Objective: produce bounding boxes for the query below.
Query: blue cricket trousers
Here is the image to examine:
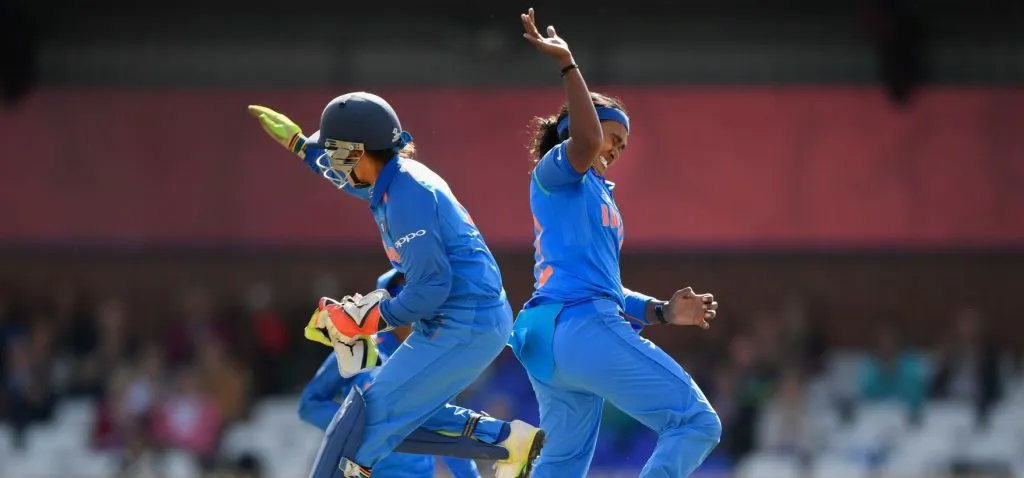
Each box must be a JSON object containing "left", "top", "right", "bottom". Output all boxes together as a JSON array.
[
  {"left": 517, "top": 299, "right": 721, "bottom": 478},
  {"left": 354, "top": 301, "right": 513, "bottom": 467}
]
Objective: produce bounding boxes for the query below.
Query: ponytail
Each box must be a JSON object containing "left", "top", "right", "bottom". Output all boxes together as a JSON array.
[{"left": 528, "top": 110, "right": 568, "bottom": 165}]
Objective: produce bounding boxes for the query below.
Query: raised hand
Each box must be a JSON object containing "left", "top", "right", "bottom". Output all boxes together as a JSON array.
[
  {"left": 247, "top": 105, "right": 306, "bottom": 157},
  {"left": 521, "top": 7, "right": 573, "bottom": 65}
]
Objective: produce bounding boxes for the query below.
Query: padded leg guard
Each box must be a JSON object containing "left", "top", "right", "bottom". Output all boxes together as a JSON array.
[
  {"left": 308, "top": 388, "right": 370, "bottom": 478},
  {"left": 396, "top": 429, "right": 510, "bottom": 461}
]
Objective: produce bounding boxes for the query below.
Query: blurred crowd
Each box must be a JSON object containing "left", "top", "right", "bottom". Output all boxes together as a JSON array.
[
  {"left": 1, "top": 279, "right": 1020, "bottom": 476},
  {"left": 0, "top": 280, "right": 314, "bottom": 476}
]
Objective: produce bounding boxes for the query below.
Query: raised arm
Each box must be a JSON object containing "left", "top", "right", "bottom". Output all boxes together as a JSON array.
[
  {"left": 247, "top": 105, "right": 370, "bottom": 200},
  {"left": 521, "top": 8, "right": 602, "bottom": 173}
]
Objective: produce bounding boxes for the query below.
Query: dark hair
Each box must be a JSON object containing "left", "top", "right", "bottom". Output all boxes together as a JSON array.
[
  {"left": 528, "top": 92, "right": 626, "bottom": 164},
  {"left": 365, "top": 142, "right": 417, "bottom": 163}
]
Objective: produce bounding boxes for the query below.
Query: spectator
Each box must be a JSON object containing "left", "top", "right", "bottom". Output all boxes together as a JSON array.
[
  {"left": 930, "top": 307, "right": 1004, "bottom": 426},
  {"left": 72, "top": 298, "right": 133, "bottom": 397},
  {"left": 244, "top": 282, "right": 291, "bottom": 395},
  {"left": 92, "top": 365, "right": 134, "bottom": 450},
  {"left": 778, "top": 298, "right": 828, "bottom": 375},
  {"left": 858, "top": 325, "right": 926, "bottom": 417},
  {"left": 153, "top": 368, "right": 223, "bottom": 470},
  {"left": 50, "top": 281, "right": 97, "bottom": 363},
  {"left": 4, "top": 318, "right": 58, "bottom": 447},
  {"left": 756, "top": 366, "right": 827, "bottom": 462},
  {"left": 164, "top": 287, "right": 230, "bottom": 366},
  {"left": 198, "top": 338, "right": 251, "bottom": 423},
  {"left": 98, "top": 345, "right": 166, "bottom": 452},
  {"left": 718, "top": 331, "right": 778, "bottom": 462},
  {"left": 0, "top": 288, "right": 26, "bottom": 418}
]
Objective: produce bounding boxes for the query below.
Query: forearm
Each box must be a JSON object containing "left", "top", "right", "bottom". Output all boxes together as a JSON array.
[
  {"left": 298, "top": 398, "right": 340, "bottom": 431},
  {"left": 561, "top": 59, "right": 602, "bottom": 169},
  {"left": 562, "top": 63, "right": 600, "bottom": 142},
  {"left": 379, "top": 280, "right": 451, "bottom": 327}
]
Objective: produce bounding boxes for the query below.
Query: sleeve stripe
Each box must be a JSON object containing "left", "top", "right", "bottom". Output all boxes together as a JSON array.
[{"left": 532, "top": 167, "right": 552, "bottom": 195}]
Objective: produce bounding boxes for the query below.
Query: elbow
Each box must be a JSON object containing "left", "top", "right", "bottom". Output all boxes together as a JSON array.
[
  {"left": 574, "top": 133, "right": 603, "bottom": 158},
  {"left": 567, "top": 134, "right": 604, "bottom": 172},
  {"left": 414, "top": 280, "right": 453, "bottom": 315},
  {"left": 427, "top": 276, "right": 454, "bottom": 312},
  {"left": 297, "top": 393, "right": 319, "bottom": 425},
  {"left": 389, "top": 281, "right": 452, "bottom": 325},
  {"left": 297, "top": 398, "right": 312, "bottom": 424}
]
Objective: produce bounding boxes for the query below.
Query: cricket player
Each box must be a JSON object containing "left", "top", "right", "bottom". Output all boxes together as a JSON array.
[
  {"left": 508, "top": 8, "right": 722, "bottom": 478},
  {"left": 299, "top": 269, "right": 483, "bottom": 478},
  {"left": 248, "top": 93, "right": 544, "bottom": 478}
]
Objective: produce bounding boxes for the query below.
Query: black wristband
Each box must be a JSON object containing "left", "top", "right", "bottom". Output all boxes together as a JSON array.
[
  {"left": 560, "top": 63, "right": 578, "bottom": 77},
  {"left": 654, "top": 301, "right": 669, "bottom": 325}
]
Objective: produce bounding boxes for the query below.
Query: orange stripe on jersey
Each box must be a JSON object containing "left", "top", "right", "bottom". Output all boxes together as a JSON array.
[
  {"left": 539, "top": 264, "right": 553, "bottom": 287},
  {"left": 601, "top": 204, "right": 610, "bottom": 226},
  {"left": 383, "top": 192, "right": 389, "bottom": 204},
  {"left": 384, "top": 240, "right": 402, "bottom": 263},
  {"left": 533, "top": 216, "right": 554, "bottom": 288},
  {"left": 611, "top": 209, "right": 620, "bottom": 227}
]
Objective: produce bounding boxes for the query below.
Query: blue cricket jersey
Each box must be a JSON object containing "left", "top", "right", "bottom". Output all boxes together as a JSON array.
[
  {"left": 526, "top": 141, "right": 655, "bottom": 323},
  {"left": 304, "top": 148, "right": 506, "bottom": 327}
]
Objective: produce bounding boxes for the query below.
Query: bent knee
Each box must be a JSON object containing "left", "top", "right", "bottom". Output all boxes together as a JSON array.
[
  {"left": 697, "top": 408, "right": 723, "bottom": 445},
  {"left": 664, "top": 403, "right": 722, "bottom": 447}
]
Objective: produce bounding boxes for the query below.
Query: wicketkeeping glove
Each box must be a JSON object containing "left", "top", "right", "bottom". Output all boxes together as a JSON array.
[
  {"left": 247, "top": 105, "right": 308, "bottom": 159},
  {"left": 306, "top": 290, "right": 394, "bottom": 347}
]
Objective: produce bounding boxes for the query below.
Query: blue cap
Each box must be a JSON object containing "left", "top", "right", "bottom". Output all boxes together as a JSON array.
[{"left": 306, "top": 92, "right": 406, "bottom": 152}]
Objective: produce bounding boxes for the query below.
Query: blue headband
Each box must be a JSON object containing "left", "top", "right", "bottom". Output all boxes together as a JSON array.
[{"left": 556, "top": 106, "right": 630, "bottom": 138}]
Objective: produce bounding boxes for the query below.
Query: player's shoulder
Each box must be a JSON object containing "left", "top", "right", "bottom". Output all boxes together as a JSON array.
[
  {"left": 393, "top": 158, "right": 458, "bottom": 200},
  {"left": 540, "top": 140, "right": 569, "bottom": 164},
  {"left": 383, "top": 160, "right": 440, "bottom": 222}
]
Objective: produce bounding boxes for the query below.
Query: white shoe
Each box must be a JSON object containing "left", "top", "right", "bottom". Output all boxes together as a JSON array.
[{"left": 493, "top": 420, "right": 545, "bottom": 478}]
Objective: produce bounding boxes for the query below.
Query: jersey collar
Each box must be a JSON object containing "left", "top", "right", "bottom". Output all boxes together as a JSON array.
[
  {"left": 369, "top": 157, "right": 401, "bottom": 209},
  {"left": 587, "top": 168, "right": 616, "bottom": 191}
]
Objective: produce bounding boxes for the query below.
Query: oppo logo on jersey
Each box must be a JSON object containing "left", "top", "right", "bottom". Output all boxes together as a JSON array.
[{"left": 394, "top": 229, "right": 427, "bottom": 249}]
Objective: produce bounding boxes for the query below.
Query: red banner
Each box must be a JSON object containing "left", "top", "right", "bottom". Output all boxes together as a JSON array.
[{"left": 2, "top": 87, "right": 1023, "bottom": 249}]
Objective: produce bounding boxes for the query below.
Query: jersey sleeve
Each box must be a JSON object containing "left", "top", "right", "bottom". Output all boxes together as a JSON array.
[
  {"left": 298, "top": 353, "right": 349, "bottom": 430},
  {"left": 532, "top": 140, "right": 584, "bottom": 193},
  {"left": 441, "top": 456, "right": 482, "bottom": 478},
  {"left": 378, "top": 184, "right": 453, "bottom": 326},
  {"left": 623, "top": 287, "right": 657, "bottom": 326},
  {"left": 303, "top": 145, "right": 371, "bottom": 201}
]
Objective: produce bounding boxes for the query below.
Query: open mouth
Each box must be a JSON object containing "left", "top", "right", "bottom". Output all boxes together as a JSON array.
[{"left": 598, "top": 156, "right": 608, "bottom": 168}]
